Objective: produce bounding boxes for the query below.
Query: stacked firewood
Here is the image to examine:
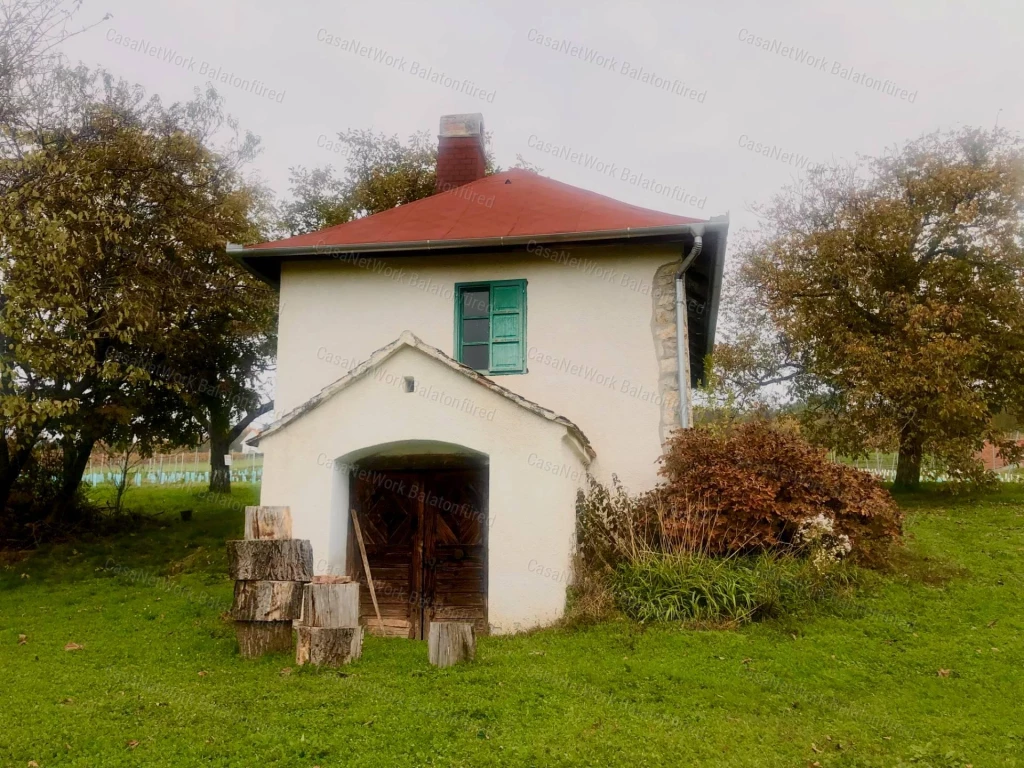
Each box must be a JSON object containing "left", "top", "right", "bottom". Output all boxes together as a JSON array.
[
  {"left": 227, "top": 506, "right": 312, "bottom": 658},
  {"left": 296, "top": 581, "right": 364, "bottom": 667}
]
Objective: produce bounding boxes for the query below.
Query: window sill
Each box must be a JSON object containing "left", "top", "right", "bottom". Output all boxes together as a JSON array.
[{"left": 473, "top": 369, "right": 527, "bottom": 377}]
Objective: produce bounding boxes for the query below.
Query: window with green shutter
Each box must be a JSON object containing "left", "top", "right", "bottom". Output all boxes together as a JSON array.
[{"left": 454, "top": 280, "right": 527, "bottom": 375}]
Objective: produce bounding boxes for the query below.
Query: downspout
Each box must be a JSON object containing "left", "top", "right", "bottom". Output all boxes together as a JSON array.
[{"left": 675, "top": 236, "right": 702, "bottom": 430}]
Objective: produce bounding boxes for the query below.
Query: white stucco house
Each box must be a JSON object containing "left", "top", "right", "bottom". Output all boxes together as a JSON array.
[{"left": 234, "top": 114, "right": 728, "bottom": 637}]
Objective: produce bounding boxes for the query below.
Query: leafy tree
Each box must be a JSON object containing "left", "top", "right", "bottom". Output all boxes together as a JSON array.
[
  {"left": 279, "top": 128, "right": 498, "bottom": 235},
  {"left": 278, "top": 165, "right": 351, "bottom": 235},
  {"left": 1, "top": 4, "right": 276, "bottom": 515},
  {"left": 176, "top": 275, "right": 277, "bottom": 494},
  {"left": 511, "top": 153, "right": 543, "bottom": 173},
  {"left": 715, "top": 128, "right": 1024, "bottom": 489},
  {"left": 0, "top": 81, "right": 265, "bottom": 515},
  {"left": 0, "top": 0, "right": 109, "bottom": 514}
]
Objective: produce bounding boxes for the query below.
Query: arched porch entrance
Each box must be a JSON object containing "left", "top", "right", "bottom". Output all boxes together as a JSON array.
[{"left": 341, "top": 441, "right": 488, "bottom": 640}]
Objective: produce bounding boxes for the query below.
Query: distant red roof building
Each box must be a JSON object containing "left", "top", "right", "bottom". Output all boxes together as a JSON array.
[{"left": 977, "top": 437, "right": 1024, "bottom": 471}]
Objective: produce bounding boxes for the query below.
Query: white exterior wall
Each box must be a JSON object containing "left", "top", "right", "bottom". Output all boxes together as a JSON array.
[
  {"left": 258, "top": 345, "right": 588, "bottom": 633},
  {"left": 274, "top": 243, "right": 680, "bottom": 491}
]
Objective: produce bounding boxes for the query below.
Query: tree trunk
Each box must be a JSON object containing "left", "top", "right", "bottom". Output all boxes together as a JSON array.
[
  {"left": 0, "top": 465, "right": 17, "bottom": 515},
  {"left": 894, "top": 426, "right": 924, "bottom": 491},
  {"left": 0, "top": 431, "right": 40, "bottom": 513},
  {"left": 53, "top": 434, "right": 97, "bottom": 523},
  {"left": 207, "top": 400, "right": 273, "bottom": 494},
  {"left": 208, "top": 403, "right": 231, "bottom": 494}
]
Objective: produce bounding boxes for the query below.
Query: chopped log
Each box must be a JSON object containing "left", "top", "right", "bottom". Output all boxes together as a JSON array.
[
  {"left": 295, "top": 626, "right": 363, "bottom": 667},
  {"left": 244, "top": 506, "right": 292, "bottom": 540},
  {"left": 235, "top": 621, "right": 294, "bottom": 658},
  {"left": 428, "top": 622, "right": 476, "bottom": 668},
  {"left": 312, "top": 574, "right": 351, "bottom": 584},
  {"left": 232, "top": 581, "right": 304, "bottom": 622},
  {"left": 227, "top": 540, "right": 313, "bottom": 581},
  {"left": 301, "top": 582, "right": 360, "bottom": 628}
]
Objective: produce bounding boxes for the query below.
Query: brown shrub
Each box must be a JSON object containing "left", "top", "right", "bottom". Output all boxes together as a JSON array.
[{"left": 658, "top": 421, "right": 902, "bottom": 559}]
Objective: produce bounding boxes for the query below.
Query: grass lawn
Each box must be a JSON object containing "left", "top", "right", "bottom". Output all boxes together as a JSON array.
[{"left": 1, "top": 484, "right": 1022, "bottom": 767}]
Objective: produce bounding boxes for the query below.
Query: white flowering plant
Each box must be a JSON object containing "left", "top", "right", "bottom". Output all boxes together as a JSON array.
[{"left": 794, "top": 513, "right": 853, "bottom": 569}]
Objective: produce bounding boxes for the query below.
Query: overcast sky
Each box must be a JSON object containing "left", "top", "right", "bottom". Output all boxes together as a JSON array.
[{"left": 63, "top": 0, "right": 1023, "bottom": 241}]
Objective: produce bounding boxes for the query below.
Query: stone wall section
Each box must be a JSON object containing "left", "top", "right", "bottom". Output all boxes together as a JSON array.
[{"left": 651, "top": 260, "right": 690, "bottom": 444}]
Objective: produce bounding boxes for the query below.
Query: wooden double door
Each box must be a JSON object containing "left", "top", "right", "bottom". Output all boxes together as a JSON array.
[{"left": 350, "top": 462, "right": 488, "bottom": 639}]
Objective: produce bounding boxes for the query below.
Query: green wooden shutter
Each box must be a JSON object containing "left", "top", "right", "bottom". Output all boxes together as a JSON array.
[
  {"left": 489, "top": 281, "right": 525, "bottom": 372},
  {"left": 455, "top": 280, "right": 526, "bottom": 374}
]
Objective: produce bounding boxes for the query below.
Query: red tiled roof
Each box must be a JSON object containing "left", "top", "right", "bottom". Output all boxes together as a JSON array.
[{"left": 248, "top": 169, "right": 703, "bottom": 250}]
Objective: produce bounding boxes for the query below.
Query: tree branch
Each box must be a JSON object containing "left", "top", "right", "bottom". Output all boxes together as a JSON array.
[{"left": 226, "top": 400, "right": 274, "bottom": 444}]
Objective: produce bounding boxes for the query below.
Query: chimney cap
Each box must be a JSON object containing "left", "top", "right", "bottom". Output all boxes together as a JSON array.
[{"left": 439, "top": 113, "right": 483, "bottom": 138}]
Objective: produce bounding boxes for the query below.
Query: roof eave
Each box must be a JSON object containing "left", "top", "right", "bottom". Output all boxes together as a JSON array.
[
  {"left": 229, "top": 224, "right": 712, "bottom": 285},
  {"left": 701, "top": 215, "right": 730, "bottom": 352}
]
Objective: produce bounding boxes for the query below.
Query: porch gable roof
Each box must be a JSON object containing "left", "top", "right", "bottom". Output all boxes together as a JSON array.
[{"left": 252, "top": 331, "right": 595, "bottom": 458}]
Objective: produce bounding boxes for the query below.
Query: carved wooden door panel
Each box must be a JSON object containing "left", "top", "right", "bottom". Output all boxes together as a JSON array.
[
  {"left": 420, "top": 468, "right": 488, "bottom": 636},
  {"left": 353, "top": 466, "right": 488, "bottom": 639},
  {"left": 352, "top": 471, "right": 421, "bottom": 638}
]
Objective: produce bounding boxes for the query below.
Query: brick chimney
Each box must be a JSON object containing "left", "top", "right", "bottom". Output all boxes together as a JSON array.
[{"left": 435, "top": 113, "right": 486, "bottom": 194}]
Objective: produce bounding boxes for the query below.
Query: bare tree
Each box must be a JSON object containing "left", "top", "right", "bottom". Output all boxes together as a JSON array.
[{"left": 0, "top": 1, "right": 109, "bottom": 151}]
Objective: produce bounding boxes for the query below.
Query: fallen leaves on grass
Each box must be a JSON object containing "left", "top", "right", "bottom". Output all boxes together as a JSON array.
[
  {"left": 63, "top": 642, "right": 84, "bottom": 652},
  {"left": 18, "top": 634, "right": 27, "bottom": 645},
  {"left": 127, "top": 740, "right": 139, "bottom": 749},
  {"left": 938, "top": 668, "right": 952, "bottom": 677},
  {"left": 279, "top": 667, "right": 292, "bottom": 676},
  {"left": 197, "top": 671, "right": 208, "bottom": 677}
]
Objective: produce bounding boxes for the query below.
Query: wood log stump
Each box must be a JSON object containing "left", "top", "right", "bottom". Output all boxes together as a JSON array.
[
  {"left": 227, "top": 540, "right": 313, "bottom": 581},
  {"left": 232, "top": 581, "right": 304, "bottom": 622},
  {"left": 428, "top": 622, "right": 476, "bottom": 668},
  {"left": 312, "top": 574, "right": 351, "bottom": 584},
  {"left": 301, "top": 583, "right": 360, "bottom": 628},
  {"left": 244, "top": 506, "right": 292, "bottom": 540},
  {"left": 235, "top": 620, "right": 294, "bottom": 658},
  {"left": 295, "top": 626, "right": 363, "bottom": 667}
]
